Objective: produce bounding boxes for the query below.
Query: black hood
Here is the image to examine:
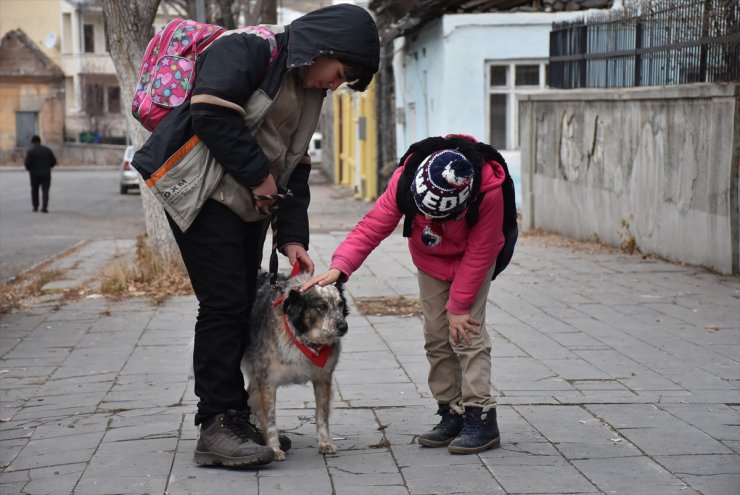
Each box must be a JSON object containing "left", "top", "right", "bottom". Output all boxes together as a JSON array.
[{"left": 286, "top": 4, "right": 379, "bottom": 74}]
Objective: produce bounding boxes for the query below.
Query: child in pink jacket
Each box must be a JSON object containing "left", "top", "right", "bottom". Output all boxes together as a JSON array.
[{"left": 304, "top": 135, "right": 506, "bottom": 454}]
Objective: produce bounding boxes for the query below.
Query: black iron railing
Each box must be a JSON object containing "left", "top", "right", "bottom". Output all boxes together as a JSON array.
[{"left": 549, "top": 0, "right": 739, "bottom": 88}]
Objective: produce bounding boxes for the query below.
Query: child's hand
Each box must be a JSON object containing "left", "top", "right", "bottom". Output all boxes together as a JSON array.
[
  {"left": 301, "top": 268, "right": 342, "bottom": 291},
  {"left": 447, "top": 312, "right": 481, "bottom": 345}
]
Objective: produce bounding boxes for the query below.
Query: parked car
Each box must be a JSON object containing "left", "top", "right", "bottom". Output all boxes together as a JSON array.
[
  {"left": 308, "top": 132, "right": 322, "bottom": 165},
  {"left": 119, "top": 145, "right": 139, "bottom": 194}
]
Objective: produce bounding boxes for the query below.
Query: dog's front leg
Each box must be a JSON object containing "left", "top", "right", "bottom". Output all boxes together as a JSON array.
[
  {"left": 313, "top": 379, "right": 336, "bottom": 454},
  {"left": 255, "top": 380, "right": 285, "bottom": 460}
]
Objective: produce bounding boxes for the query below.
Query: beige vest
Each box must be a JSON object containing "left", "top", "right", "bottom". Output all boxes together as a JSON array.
[
  {"left": 148, "top": 26, "right": 323, "bottom": 233},
  {"left": 209, "top": 68, "right": 324, "bottom": 222}
]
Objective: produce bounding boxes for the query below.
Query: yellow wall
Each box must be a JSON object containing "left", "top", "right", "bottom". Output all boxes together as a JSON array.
[
  {"left": 0, "top": 85, "right": 19, "bottom": 150},
  {"left": 0, "top": 81, "right": 64, "bottom": 148},
  {"left": 0, "top": 0, "right": 62, "bottom": 66},
  {"left": 332, "top": 79, "right": 378, "bottom": 202}
]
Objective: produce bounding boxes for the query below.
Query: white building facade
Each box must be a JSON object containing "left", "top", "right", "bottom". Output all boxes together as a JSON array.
[{"left": 393, "top": 11, "right": 589, "bottom": 206}]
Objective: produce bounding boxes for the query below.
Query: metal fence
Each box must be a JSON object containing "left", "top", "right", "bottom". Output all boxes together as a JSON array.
[{"left": 549, "top": 0, "right": 739, "bottom": 88}]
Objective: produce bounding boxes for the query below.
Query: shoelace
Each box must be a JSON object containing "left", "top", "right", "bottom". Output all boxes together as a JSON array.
[
  {"left": 459, "top": 413, "right": 484, "bottom": 436},
  {"left": 223, "top": 411, "right": 257, "bottom": 443},
  {"left": 434, "top": 409, "right": 460, "bottom": 431}
]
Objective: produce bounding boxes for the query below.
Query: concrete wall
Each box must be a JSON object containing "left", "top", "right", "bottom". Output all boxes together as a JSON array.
[
  {"left": 519, "top": 83, "right": 739, "bottom": 274},
  {"left": 1, "top": 142, "right": 126, "bottom": 167}
]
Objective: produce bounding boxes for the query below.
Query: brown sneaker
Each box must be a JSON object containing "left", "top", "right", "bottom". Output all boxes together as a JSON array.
[{"left": 194, "top": 410, "right": 274, "bottom": 467}]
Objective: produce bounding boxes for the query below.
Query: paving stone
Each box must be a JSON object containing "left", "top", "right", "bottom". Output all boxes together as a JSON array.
[
  {"left": 482, "top": 458, "right": 596, "bottom": 494},
  {"left": 654, "top": 453, "right": 740, "bottom": 494},
  {"left": 541, "top": 358, "right": 613, "bottom": 381},
  {"left": 338, "top": 382, "right": 428, "bottom": 407},
  {"left": 334, "top": 366, "right": 409, "bottom": 385},
  {"left": 391, "top": 443, "right": 483, "bottom": 468},
  {"left": 258, "top": 472, "right": 333, "bottom": 495},
  {"left": 0, "top": 437, "right": 26, "bottom": 469},
  {"left": 10, "top": 403, "right": 99, "bottom": 422},
  {"left": 74, "top": 438, "right": 177, "bottom": 495},
  {"left": 515, "top": 405, "right": 643, "bottom": 459},
  {"left": 104, "top": 412, "right": 182, "bottom": 442},
  {"left": 494, "top": 356, "right": 578, "bottom": 391},
  {"left": 29, "top": 413, "right": 108, "bottom": 440},
  {"left": 587, "top": 404, "right": 733, "bottom": 455},
  {"left": 402, "top": 463, "right": 505, "bottom": 494},
  {"left": 375, "top": 404, "right": 437, "bottom": 442},
  {"left": 7, "top": 431, "right": 103, "bottom": 471},
  {"left": 166, "top": 439, "right": 259, "bottom": 495},
  {"left": 573, "top": 456, "right": 698, "bottom": 494},
  {"left": 326, "top": 449, "right": 398, "bottom": 474},
  {"left": 21, "top": 462, "right": 86, "bottom": 495},
  {"left": 658, "top": 403, "right": 740, "bottom": 441}
]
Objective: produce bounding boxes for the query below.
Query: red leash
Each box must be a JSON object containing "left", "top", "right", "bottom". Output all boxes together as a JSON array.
[{"left": 272, "top": 262, "right": 331, "bottom": 368}]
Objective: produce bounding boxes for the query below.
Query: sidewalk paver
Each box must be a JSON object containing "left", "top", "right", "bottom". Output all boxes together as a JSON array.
[{"left": 1, "top": 177, "right": 739, "bottom": 494}]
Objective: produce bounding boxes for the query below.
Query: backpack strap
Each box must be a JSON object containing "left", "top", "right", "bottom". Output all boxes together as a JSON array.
[{"left": 473, "top": 142, "right": 517, "bottom": 234}]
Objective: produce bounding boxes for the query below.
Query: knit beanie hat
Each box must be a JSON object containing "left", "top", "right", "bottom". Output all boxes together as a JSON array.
[{"left": 410, "top": 149, "right": 475, "bottom": 219}]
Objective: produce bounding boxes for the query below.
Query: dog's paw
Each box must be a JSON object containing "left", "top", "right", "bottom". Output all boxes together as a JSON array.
[
  {"left": 272, "top": 448, "right": 287, "bottom": 461},
  {"left": 318, "top": 442, "right": 337, "bottom": 454}
]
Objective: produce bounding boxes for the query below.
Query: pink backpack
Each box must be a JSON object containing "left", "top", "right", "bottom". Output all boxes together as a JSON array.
[
  {"left": 131, "top": 20, "right": 279, "bottom": 132},
  {"left": 132, "top": 19, "right": 224, "bottom": 131}
]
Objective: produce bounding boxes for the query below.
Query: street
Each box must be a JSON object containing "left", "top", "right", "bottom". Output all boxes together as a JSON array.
[{"left": 0, "top": 169, "right": 145, "bottom": 283}]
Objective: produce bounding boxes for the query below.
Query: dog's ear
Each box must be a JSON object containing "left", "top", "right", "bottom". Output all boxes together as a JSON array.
[
  {"left": 335, "top": 282, "right": 350, "bottom": 318},
  {"left": 283, "top": 289, "right": 308, "bottom": 334}
]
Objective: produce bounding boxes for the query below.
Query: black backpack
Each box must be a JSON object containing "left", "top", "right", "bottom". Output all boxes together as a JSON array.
[{"left": 395, "top": 136, "right": 518, "bottom": 280}]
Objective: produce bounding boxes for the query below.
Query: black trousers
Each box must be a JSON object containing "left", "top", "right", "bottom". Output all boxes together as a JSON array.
[
  {"left": 29, "top": 174, "right": 51, "bottom": 210},
  {"left": 167, "top": 200, "right": 265, "bottom": 425}
]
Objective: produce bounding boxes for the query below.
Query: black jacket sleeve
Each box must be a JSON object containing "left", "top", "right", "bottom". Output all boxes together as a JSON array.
[
  {"left": 275, "top": 162, "right": 311, "bottom": 250},
  {"left": 190, "top": 33, "right": 275, "bottom": 189}
]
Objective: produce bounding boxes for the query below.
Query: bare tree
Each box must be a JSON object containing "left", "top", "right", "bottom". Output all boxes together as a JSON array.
[
  {"left": 102, "top": 0, "right": 180, "bottom": 262},
  {"left": 101, "top": 0, "right": 278, "bottom": 262}
]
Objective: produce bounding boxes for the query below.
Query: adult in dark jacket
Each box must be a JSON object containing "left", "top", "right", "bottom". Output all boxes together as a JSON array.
[
  {"left": 24, "top": 135, "right": 57, "bottom": 213},
  {"left": 133, "top": 4, "right": 379, "bottom": 468}
]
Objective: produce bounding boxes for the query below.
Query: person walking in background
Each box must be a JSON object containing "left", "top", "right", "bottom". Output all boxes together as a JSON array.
[
  {"left": 304, "top": 135, "right": 508, "bottom": 455},
  {"left": 24, "top": 135, "right": 57, "bottom": 213}
]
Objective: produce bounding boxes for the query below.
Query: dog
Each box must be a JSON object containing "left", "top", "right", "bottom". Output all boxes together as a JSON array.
[{"left": 242, "top": 269, "right": 349, "bottom": 460}]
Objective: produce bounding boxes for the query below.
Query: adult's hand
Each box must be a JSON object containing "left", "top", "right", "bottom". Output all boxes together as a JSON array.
[
  {"left": 284, "top": 244, "right": 314, "bottom": 275},
  {"left": 251, "top": 173, "right": 277, "bottom": 212},
  {"left": 301, "top": 268, "right": 342, "bottom": 291}
]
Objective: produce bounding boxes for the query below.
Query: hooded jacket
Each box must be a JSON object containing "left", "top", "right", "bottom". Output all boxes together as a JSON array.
[
  {"left": 132, "top": 4, "right": 379, "bottom": 249},
  {"left": 330, "top": 157, "right": 506, "bottom": 315}
]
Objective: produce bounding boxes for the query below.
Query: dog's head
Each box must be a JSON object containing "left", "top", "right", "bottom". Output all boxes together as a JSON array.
[{"left": 282, "top": 282, "right": 348, "bottom": 346}]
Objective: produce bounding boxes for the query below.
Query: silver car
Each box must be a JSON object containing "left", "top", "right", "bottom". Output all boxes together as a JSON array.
[{"left": 119, "top": 145, "right": 139, "bottom": 194}]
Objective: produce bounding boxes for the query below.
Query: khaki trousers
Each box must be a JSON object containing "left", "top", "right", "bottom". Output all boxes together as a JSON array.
[{"left": 417, "top": 263, "right": 496, "bottom": 408}]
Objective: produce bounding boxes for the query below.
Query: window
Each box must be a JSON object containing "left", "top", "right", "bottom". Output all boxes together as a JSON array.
[
  {"left": 107, "top": 87, "right": 121, "bottom": 113},
  {"left": 83, "top": 24, "right": 95, "bottom": 53},
  {"left": 84, "top": 83, "right": 104, "bottom": 115},
  {"left": 486, "top": 61, "right": 549, "bottom": 150}
]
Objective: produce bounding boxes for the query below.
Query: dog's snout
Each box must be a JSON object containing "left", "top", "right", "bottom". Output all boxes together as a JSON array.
[{"left": 337, "top": 320, "right": 348, "bottom": 336}]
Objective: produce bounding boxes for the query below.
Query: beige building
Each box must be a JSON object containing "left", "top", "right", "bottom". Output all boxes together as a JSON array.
[{"left": 0, "top": 0, "right": 184, "bottom": 163}]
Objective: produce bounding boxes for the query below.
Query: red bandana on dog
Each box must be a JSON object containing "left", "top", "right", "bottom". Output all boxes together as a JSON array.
[{"left": 272, "top": 262, "right": 331, "bottom": 368}]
